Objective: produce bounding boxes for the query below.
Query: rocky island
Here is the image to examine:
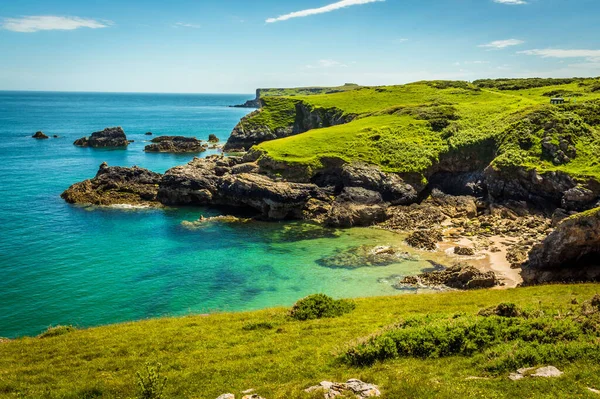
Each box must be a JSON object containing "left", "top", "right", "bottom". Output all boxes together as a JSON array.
[
  {"left": 73, "top": 127, "right": 130, "bottom": 148},
  {"left": 62, "top": 78, "right": 600, "bottom": 286},
  {"left": 144, "top": 136, "right": 207, "bottom": 153}
]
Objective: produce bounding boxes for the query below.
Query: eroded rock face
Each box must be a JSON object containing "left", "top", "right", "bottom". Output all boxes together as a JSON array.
[
  {"left": 522, "top": 208, "right": 600, "bottom": 284},
  {"left": 145, "top": 136, "right": 207, "bottom": 153},
  {"left": 484, "top": 166, "right": 600, "bottom": 211},
  {"left": 224, "top": 101, "right": 355, "bottom": 151},
  {"left": 61, "top": 162, "right": 162, "bottom": 206},
  {"left": 74, "top": 127, "right": 129, "bottom": 148}
]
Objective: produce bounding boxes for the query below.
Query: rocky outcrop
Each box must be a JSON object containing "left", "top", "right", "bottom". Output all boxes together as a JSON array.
[
  {"left": 316, "top": 245, "right": 415, "bottom": 269},
  {"left": 484, "top": 166, "right": 600, "bottom": 212},
  {"left": 32, "top": 131, "right": 49, "bottom": 139},
  {"left": 224, "top": 101, "right": 355, "bottom": 151},
  {"left": 230, "top": 89, "right": 262, "bottom": 108},
  {"left": 61, "top": 162, "right": 162, "bottom": 206},
  {"left": 522, "top": 208, "right": 600, "bottom": 284},
  {"left": 74, "top": 127, "right": 130, "bottom": 148},
  {"left": 145, "top": 136, "right": 207, "bottom": 153},
  {"left": 158, "top": 156, "right": 331, "bottom": 219},
  {"left": 397, "top": 264, "right": 500, "bottom": 290},
  {"left": 208, "top": 134, "right": 219, "bottom": 143}
]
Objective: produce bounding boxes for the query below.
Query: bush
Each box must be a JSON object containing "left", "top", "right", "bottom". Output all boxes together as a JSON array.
[
  {"left": 37, "top": 325, "right": 76, "bottom": 339},
  {"left": 290, "top": 294, "right": 356, "bottom": 321},
  {"left": 242, "top": 322, "right": 275, "bottom": 331},
  {"left": 136, "top": 362, "right": 167, "bottom": 399},
  {"left": 343, "top": 298, "right": 600, "bottom": 367}
]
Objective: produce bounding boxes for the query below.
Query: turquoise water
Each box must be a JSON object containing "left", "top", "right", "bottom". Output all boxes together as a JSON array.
[{"left": 0, "top": 92, "right": 445, "bottom": 339}]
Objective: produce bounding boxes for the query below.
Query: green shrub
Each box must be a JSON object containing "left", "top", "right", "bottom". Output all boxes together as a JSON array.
[
  {"left": 37, "top": 325, "right": 76, "bottom": 339},
  {"left": 290, "top": 294, "right": 356, "bottom": 321},
  {"left": 242, "top": 322, "right": 275, "bottom": 331},
  {"left": 344, "top": 299, "right": 600, "bottom": 367},
  {"left": 136, "top": 362, "right": 167, "bottom": 399}
]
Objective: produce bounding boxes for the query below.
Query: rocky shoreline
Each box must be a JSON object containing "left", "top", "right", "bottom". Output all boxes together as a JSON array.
[{"left": 61, "top": 150, "right": 600, "bottom": 287}]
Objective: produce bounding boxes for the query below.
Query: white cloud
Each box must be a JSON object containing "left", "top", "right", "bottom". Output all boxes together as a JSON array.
[
  {"left": 493, "top": 0, "right": 527, "bottom": 5},
  {"left": 266, "top": 0, "right": 384, "bottom": 23},
  {"left": 479, "top": 39, "right": 524, "bottom": 49},
  {"left": 306, "top": 59, "right": 349, "bottom": 69},
  {"left": 519, "top": 49, "right": 600, "bottom": 58},
  {"left": 174, "top": 22, "right": 201, "bottom": 29},
  {"left": 1, "top": 15, "right": 109, "bottom": 33}
]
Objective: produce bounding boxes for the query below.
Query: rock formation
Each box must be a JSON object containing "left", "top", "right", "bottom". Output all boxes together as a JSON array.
[
  {"left": 224, "top": 101, "right": 355, "bottom": 151},
  {"left": 61, "top": 162, "right": 162, "bottom": 206},
  {"left": 32, "top": 131, "right": 49, "bottom": 139},
  {"left": 208, "top": 134, "right": 219, "bottom": 143},
  {"left": 397, "top": 264, "right": 500, "bottom": 290},
  {"left": 74, "top": 127, "right": 130, "bottom": 148},
  {"left": 522, "top": 207, "right": 600, "bottom": 284},
  {"left": 144, "top": 136, "right": 207, "bottom": 153}
]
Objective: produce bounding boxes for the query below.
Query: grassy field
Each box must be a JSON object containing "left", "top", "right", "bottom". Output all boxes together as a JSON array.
[
  {"left": 255, "top": 79, "right": 600, "bottom": 180},
  {"left": 2, "top": 284, "right": 600, "bottom": 398}
]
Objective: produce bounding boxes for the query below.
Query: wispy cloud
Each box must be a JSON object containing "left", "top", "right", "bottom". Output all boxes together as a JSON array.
[
  {"left": 266, "top": 0, "right": 384, "bottom": 23},
  {"left": 306, "top": 59, "right": 349, "bottom": 69},
  {"left": 1, "top": 15, "right": 109, "bottom": 33},
  {"left": 479, "top": 39, "right": 524, "bottom": 49},
  {"left": 519, "top": 49, "right": 600, "bottom": 59},
  {"left": 493, "top": 0, "right": 527, "bottom": 5},
  {"left": 174, "top": 22, "right": 201, "bottom": 29}
]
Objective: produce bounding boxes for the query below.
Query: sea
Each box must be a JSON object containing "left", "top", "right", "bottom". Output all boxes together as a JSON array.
[{"left": 0, "top": 91, "right": 448, "bottom": 338}]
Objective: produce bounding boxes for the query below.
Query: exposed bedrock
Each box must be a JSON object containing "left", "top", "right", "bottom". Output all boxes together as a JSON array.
[
  {"left": 61, "top": 162, "right": 162, "bottom": 206},
  {"left": 223, "top": 101, "right": 355, "bottom": 151},
  {"left": 484, "top": 166, "right": 600, "bottom": 212},
  {"left": 522, "top": 208, "right": 600, "bottom": 284},
  {"left": 74, "top": 127, "right": 130, "bottom": 148}
]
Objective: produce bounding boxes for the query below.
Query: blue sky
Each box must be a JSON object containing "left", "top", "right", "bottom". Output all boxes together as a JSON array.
[{"left": 0, "top": 0, "right": 599, "bottom": 93}]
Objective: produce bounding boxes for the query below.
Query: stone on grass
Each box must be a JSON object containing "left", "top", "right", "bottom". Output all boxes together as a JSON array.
[
  {"left": 216, "top": 395, "right": 235, "bottom": 399},
  {"left": 305, "top": 379, "right": 380, "bottom": 398},
  {"left": 509, "top": 366, "right": 563, "bottom": 381}
]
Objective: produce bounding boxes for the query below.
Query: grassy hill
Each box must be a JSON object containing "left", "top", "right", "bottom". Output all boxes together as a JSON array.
[
  {"left": 2, "top": 284, "right": 600, "bottom": 398},
  {"left": 251, "top": 78, "right": 600, "bottom": 182}
]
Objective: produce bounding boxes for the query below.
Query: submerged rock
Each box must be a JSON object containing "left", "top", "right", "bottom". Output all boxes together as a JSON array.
[
  {"left": 317, "top": 245, "right": 416, "bottom": 269},
  {"left": 397, "top": 263, "right": 500, "bottom": 290},
  {"left": 181, "top": 215, "right": 251, "bottom": 229},
  {"left": 522, "top": 207, "right": 600, "bottom": 284},
  {"left": 61, "top": 162, "right": 162, "bottom": 206},
  {"left": 145, "top": 136, "right": 207, "bottom": 153},
  {"left": 32, "top": 131, "right": 49, "bottom": 139},
  {"left": 74, "top": 127, "right": 130, "bottom": 148},
  {"left": 405, "top": 230, "right": 443, "bottom": 250}
]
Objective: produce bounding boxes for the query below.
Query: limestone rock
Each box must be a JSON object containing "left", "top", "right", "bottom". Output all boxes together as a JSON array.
[
  {"left": 74, "top": 127, "right": 129, "bottom": 148},
  {"left": 509, "top": 366, "right": 563, "bottom": 380},
  {"left": 305, "top": 379, "right": 380, "bottom": 398},
  {"left": 216, "top": 395, "right": 235, "bottom": 399}
]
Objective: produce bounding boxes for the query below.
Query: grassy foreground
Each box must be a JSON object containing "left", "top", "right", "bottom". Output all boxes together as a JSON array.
[{"left": 2, "top": 284, "right": 600, "bottom": 398}]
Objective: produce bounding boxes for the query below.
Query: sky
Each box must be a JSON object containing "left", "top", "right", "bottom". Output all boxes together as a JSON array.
[{"left": 0, "top": 0, "right": 599, "bottom": 93}]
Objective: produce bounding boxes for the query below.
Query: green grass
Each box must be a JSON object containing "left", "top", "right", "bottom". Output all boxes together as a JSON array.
[
  {"left": 252, "top": 79, "right": 600, "bottom": 181},
  {"left": 3, "top": 284, "right": 600, "bottom": 398}
]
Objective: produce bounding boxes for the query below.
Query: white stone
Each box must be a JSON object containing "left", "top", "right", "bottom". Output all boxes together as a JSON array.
[
  {"left": 531, "top": 366, "right": 563, "bottom": 378},
  {"left": 216, "top": 395, "right": 235, "bottom": 399}
]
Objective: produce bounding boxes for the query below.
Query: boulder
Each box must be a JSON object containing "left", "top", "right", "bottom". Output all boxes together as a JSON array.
[
  {"left": 216, "top": 395, "right": 235, "bottom": 399},
  {"left": 509, "top": 366, "right": 563, "bottom": 381},
  {"left": 145, "top": 136, "right": 207, "bottom": 153},
  {"left": 32, "top": 131, "right": 49, "bottom": 139},
  {"left": 522, "top": 207, "right": 600, "bottom": 284},
  {"left": 454, "top": 246, "right": 475, "bottom": 256},
  {"left": 406, "top": 230, "right": 443, "bottom": 250},
  {"left": 208, "top": 134, "right": 220, "bottom": 143},
  {"left": 61, "top": 162, "right": 162, "bottom": 206},
  {"left": 74, "top": 127, "right": 129, "bottom": 148}
]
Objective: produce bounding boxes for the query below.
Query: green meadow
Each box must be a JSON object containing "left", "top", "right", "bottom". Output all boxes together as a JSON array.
[{"left": 2, "top": 284, "right": 600, "bottom": 398}]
